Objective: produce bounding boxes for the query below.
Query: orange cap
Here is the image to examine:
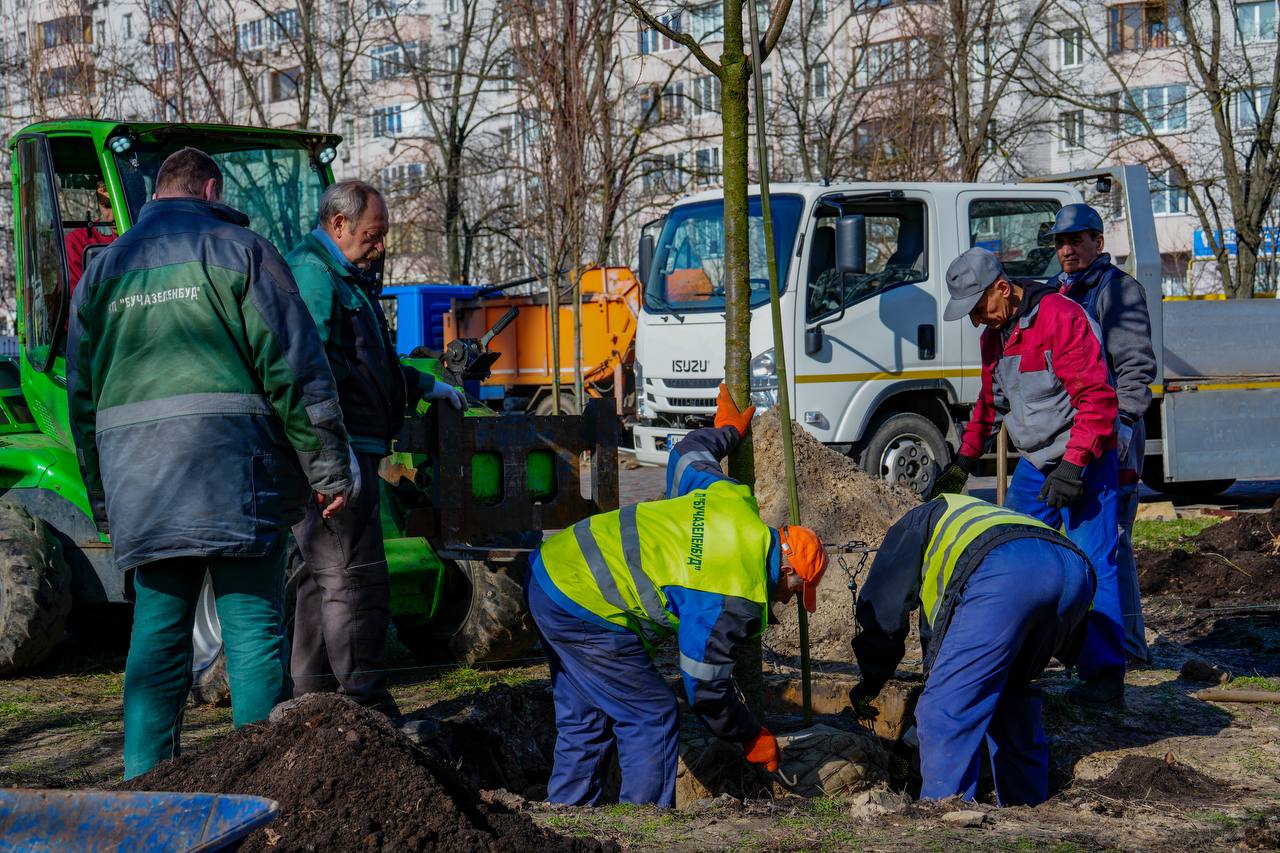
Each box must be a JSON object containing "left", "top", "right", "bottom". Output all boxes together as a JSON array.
[{"left": 779, "top": 525, "right": 828, "bottom": 613}]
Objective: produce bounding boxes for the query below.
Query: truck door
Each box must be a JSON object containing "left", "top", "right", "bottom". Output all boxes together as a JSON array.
[
  {"left": 14, "top": 134, "right": 70, "bottom": 374},
  {"left": 793, "top": 195, "right": 934, "bottom": 443},
  {"left": 955, "top": 194, "right": 1067, "bottom": 402}
]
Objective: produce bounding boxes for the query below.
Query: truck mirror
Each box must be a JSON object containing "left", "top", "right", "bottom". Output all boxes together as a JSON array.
[
  {"left": 805, "top": 325, "right": 824, "bottom": 356},
  {"left": 836, "top": 214, "right": 866, "bottom": 275},
  {"left": 638, "top": 234, "right": 655, "bottom": 289}
]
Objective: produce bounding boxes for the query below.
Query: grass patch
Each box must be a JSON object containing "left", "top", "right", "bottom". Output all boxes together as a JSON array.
[
  {"left": 0, "top": 697, "right": 34, "bottom": 720},
  {"left": 1133, "top": 517, "right": 1222, "bottom": 551},
  {"left": 1226, "top": 676, "right": 1280, "bottom": 692},
  {"left": 426, "top": 666, "right": 535, "bottom": 698}
]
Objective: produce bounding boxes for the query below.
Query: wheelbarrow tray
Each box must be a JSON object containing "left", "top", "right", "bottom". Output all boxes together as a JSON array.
[{"left": 0, "top": 788, "right": 278, "bottom": 852}]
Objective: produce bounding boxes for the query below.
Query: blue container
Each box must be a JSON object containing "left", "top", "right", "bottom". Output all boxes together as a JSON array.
[
  {"left": 383, "top": 283, "right": 483, "bottom": 354},
  {"left": 0, "top": 789, "right": 279, "bottom": 852}
]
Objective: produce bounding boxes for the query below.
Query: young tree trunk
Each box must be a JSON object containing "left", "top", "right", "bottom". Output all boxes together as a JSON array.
[{"left": 1232, "top": 242, "right": 1258, "bottom": 299}]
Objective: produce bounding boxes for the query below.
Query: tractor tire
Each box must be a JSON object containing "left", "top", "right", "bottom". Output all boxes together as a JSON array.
[
  {"left": 0, "top": 501, "right": 71, "bottom": 676},
  {"left": 854, "top": 412, "right": 949, "bottom": 498},
  {"left": 393, "top": 559, "right": 539, "bottom": 667},
  {"left": 532, "top": 393, "right": 579, "bottom": 416}
]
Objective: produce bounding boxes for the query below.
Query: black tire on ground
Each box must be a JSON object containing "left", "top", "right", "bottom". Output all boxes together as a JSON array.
[
  {"left": 1141, "top": 456, "right": 1235, "bottom": 502},
  {"left": 393, "top": 559, "right": 539, "bottom": 667},
  {"left": 0, "top": 501, "right": 71, "bottom": 676},
  {"left": 532, "top": 392, "right": 579, "bottom": 416},
  {"left": 854, "top": 411, "right": 950, "bottom": 497}
]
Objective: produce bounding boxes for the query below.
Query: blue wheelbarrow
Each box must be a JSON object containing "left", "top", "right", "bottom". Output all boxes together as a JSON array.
[{"left": 0, "top": 789, "right": 279, "bottom": 852}]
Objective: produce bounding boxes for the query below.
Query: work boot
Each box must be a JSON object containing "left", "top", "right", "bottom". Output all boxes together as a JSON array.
[{"left": 1065, "top": 675, "right": 1125, "bottom": 708}]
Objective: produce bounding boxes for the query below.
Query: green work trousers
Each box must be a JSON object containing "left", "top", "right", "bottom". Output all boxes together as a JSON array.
[{"left": 122, "top": 541, "right": 290, "bottom": 780}]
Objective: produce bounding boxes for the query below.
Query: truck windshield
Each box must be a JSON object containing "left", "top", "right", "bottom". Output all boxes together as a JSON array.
[
  {"left": 113, "top": 143, "right": 324, "bottom": 258},
  {"left": 646, "top": 195, "right": 804, "bottom": 313}
]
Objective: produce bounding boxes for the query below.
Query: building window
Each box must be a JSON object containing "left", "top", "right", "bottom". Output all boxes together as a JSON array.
[
  {"left": 368, "top": 0, "right": 406, "bottom": 19},
  {"left": 42, "top": 16, "right": 92, "bottom": 48},
  {"left": 379, "top": 162, "right": 426, "bottom": 194},
  {"left": 237, "top": 19, "right": 265, "bottom": 51},
  {"left": 370, "top": 44, "right": 402, "bottom": 81},
  {"left": 373, "top": 105, "right": 404, "bottom": 137},
  {"left": 855, "top": 38, "right": 929, "bottom": 87},
  {"left": 446, "top": 45, "right": 460, "bottom": 71},
  {"left": 1124, "top": 84, "right": 1188, "bottom": 134},
  {"left": 495, "top": 60, "right": 512, "bottom": 92},
  {"left": 807, "top": 62, "right": 829, "bottom": 99},
  {"left": 639, "top": 13, "right": 681, "bottom": 54},
  {"left": 271, "top": 67, "right": 300, "bottom": 102},
  {"left": 642, "top": 152, "right": 685, "bottom": 194},
  {"left": 271, "top": 10, "right": 302, "bottom": 43},
  {"left": 1238, "top": 1, "right": 1278, "bottom": 42},
  {"left": 695, "top": 146, "right": 721, "bottom": 186},
  {"left": 662, "top": 82, "right": 685, "bottom": 119},
  {"left": 1059, "top": 110, "right": 1085, "bottom": 149},
  {"left": 693, "top": 74, "right": 721, "bottom": 115},
  {"left": 689, "top": 4, "right": 721, "bottom": 41},
  {"left": 154, "top": 42, "right": 176, "bottom": 72},
  {"left": 1060, "top": 27, "right": 1084, "bottom": 66},
  {"left": 1150, "top": 167, "right": 1188, "bottom": 215},
  {"left": 123, "top": 13, "right": 133, "bottom": 39},
  {"left": 42, "top": 65, "right": 93, "bottom": 97},
  {"left": 810, "top": 0, "right": 827, "bottom": 24},
  {"left": 1236, "top": 86, "right": 1272, "bottom": 127},
  {"left": 447, "top": 0, "right": 459, "bottom": 12},
  {"left": 1108, "top": 2, "right": 1184, "bottom": 52}
]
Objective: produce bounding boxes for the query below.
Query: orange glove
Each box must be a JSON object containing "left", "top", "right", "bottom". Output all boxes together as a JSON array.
[
  {"left": 715, "top": 384, "right": 756, "bottom": 437},
  {"left": 744, "top": 726, "right": 780, "bottom": 773}
]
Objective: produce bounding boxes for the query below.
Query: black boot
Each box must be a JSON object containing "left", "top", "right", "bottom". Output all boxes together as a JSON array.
[{"left": 1065, "top": 674, "right": 1125, "bottom": 707}]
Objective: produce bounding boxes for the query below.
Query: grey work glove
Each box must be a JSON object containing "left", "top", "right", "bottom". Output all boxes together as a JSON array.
[
  {"left": 424, "top": 381, "right": 466, "bottom": 410},
  {"left": 1038, "top": 461, "right": 1085, "bottom": 509}
]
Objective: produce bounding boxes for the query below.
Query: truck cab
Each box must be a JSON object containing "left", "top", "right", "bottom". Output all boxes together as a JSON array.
[{"left": 633, "top": 181, "right": 1080, "bottom": 492}]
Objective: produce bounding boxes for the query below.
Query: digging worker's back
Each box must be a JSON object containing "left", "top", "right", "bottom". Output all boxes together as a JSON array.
[
  {"left": 285, "top": 180, "right": 464, "bottom": 716},
  {"left": 526, "top": 387, "right": 829, "bottom": 808},
  {"left": 851, "top": 495, "right": 1095, "bottom": 806},
  {"left": 66, "top": 147, "right": 353, "bottom": 780}
]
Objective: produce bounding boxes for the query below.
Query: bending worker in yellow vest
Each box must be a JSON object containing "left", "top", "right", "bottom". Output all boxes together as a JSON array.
[
  {"left": 850, "top": 494, "right": 1095, "bottom": 805},
  {"left": 526, "top": 386, "right": 829, "bottom": 807}
]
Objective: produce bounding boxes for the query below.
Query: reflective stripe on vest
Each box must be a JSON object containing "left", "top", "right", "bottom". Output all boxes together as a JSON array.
[
  {"left": 919, "top": 494, "right": 1055, "bottom": 628},
  {"left": 538, "top": 480, "right": 773, "bottom": 639}
]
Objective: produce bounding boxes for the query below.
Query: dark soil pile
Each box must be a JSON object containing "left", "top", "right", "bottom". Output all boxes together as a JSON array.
[
  {"left": 1083, "top": 754, "right": 1226, "bottom": 803},
  {"left": 751, "top": 410, "right": 919, "bottom": 663},
  {"left": 121, "top": 693, "right": 610, "bottom": 852},
  {"left": 1139, "top": 501, "right": 1280, "bottom": 607}
]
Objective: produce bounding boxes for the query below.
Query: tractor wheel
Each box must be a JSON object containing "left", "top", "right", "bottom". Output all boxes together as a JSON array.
[
  {"left": 393, "top": 559, "right": 539, "bottom": 667},
  {"left": 0, "top": 501, "right": 71, "bottom": 675},
  {"left": 532, "top": 392, "right": 579, "bottom": 416},
  {"left": 189, "top": 543, "right": 302, "bottom": 706}
]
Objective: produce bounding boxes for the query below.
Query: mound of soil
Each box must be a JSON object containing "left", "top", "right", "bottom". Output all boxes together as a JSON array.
[
  {"left": 122, "top": 693, "right": 610, "bottom": 852},
  {"left": 1139, "top": 502, "right": 1280, "bottom": 607},
  {"left": 751, "top": 410, "right": 919, "bottom": 662},
  {"left": 1084, "top": 754, "right": 1225, "bottom": 803}
]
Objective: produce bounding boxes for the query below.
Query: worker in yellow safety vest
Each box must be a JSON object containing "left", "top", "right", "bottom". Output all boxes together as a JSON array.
[
  {"left": 525, "top": 386, "right": 829, "bottom": 807},
  {"left": 850, "top": 494, "right": 1096, "bottom": 805}
]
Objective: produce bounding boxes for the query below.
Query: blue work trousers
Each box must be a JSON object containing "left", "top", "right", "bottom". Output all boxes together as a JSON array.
[
  {"left": 1006, "top": 452, "right": 1124, "bottom": 681},
  {"left": 915, "top": 537, "right": 1093, "bottom": 806},
  {"left": 525, "top": 563, "right": 679, "bottom": 807},
  {"left": 1117, "top": 420, "right": 1149, "bottom": 662}
]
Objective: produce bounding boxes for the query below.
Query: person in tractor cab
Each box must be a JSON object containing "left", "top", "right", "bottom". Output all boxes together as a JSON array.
[
  {"left": 67, "top": 147, "right": 353, "bottom": 780},
  {"left": 285, "top": 180, "right": 465, "bottom": 716},
  {"left": 65, "top": 180, "right": 116, "bottom": 290},
  {"left": 850, "top": 495, "right": 1095, "bottom": 806},
  {"left": 525, "top": 386, "right": 829, "bottom": 807}
]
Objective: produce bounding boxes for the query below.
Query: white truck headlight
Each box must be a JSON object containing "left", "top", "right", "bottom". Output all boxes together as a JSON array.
[{"left": 749, "top": 348, "right": 778, "bottom": 410}]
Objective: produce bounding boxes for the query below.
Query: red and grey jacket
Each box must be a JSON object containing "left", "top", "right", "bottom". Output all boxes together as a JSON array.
[{"left": 959, "top": 281, "right": 1118, "bottom": 470}]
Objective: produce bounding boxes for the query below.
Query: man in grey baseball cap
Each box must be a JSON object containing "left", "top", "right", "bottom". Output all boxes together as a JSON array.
[{"left": 944, "top": 247, "right": 1011, "bottom": 324}]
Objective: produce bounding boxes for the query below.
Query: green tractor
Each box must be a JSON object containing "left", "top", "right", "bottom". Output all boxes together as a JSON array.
[{"left": 2, "top": 120, "right": 619, "bottom": 689}]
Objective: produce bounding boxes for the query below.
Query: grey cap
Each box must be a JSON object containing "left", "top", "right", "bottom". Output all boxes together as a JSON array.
[{"left": 944, "top": 247, "right": 1005, "bottom": 321}]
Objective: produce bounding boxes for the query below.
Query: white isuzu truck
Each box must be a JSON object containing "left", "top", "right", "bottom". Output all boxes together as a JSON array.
[{"left": 631, "top": 166, "right": 1280, "bottom": 499}]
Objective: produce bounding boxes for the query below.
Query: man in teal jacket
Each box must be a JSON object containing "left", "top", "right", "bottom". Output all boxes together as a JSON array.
[
  {"left": 68, "top": 147, "right": 353, "bottom": 778},
  {"left": 286, "top": 180, "right": 463, "bottom": 714}
]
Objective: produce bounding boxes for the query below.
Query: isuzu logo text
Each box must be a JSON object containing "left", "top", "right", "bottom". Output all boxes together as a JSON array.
[{"left": 672, "top": 359, "right": 708, "bottom": 373}]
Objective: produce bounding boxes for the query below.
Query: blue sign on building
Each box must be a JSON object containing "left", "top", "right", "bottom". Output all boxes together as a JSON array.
[{"left": 1194, "top": 227, "right": 1280, "bottom": 259}]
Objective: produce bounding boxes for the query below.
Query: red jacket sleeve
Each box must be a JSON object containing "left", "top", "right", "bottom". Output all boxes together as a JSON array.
[
  {"left": 1044, "top": 294, "right": 1118, "bottom": 467},
  {"left": 959, "top": 329, "right": 999, "bottom": 459}
]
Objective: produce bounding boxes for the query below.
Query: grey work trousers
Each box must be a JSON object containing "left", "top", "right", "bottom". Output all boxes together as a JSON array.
[{"left": 291, "top": 451, "right": 398, "bottom": 715}]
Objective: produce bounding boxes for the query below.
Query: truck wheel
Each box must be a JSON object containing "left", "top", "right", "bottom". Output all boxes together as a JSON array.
[
  {"left": 393, "top": 559, "right": 539, "bottom": 666},
  {"left": 1141, "top": 457, "right": 1235, "bottom": 502},
  {"left": 532, "top": 393, "right": 579, "bottom": 416},
  {"left": 0, "top": 501, "right": 71, "bottom": 675},
  {"left": 855, "top": 412, "right": 948, "bottom": 497}
]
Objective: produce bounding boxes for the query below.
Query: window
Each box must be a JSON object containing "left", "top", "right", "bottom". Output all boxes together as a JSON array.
[
  {"left": 806, "top": 201, "right": 930, "bottom": 322},
  {"left": 237, "top": 19, "right": 264, "bottom": 51},
  {"left": 154, "top": 42, "right": 176, "bottom": 72},
  {"left": 807, "top": 62, "right": 829, "bottom": 99},
  {"left": 855, "top": 38, "right": 929, "bottom": 87},
  {"left": 498, "top": 125, "right": 513, "bottom": 154},
  {"left": 1108, "top": 2, "right": 1184, "bottom": 52},
  {"left": 379, "top": 162, "right": 426, "bottom": 193},
  {"left": 96, "top": 20, "right": 105, "bottom": 45},
  {"left": 447, "top": 0, "right": 459, "bottom": 12},
  {"left": 968, "top": 198, "right": 1063, "bottom": 279},
  {"left": 1237, "top": 1, "right": 1278, "bottom": 42},
  {"left": 370, "top": 44, "right": 402, "bottom": 81},
  {"left": 271, "top": 10, "right": 301, "bottom": 43},
  {"left": 42, "top": 16, "right": 91, "bottom": 48},
  {"left": 810, "top": 0, "right": 827, "bottom": 24},
  {"left": 639, "top": 13, "right": 681, "bottom": 54},
  {"left": 694, "top": 147, "right": 721, "bottom": 186},
  {"left": 495, "top": 59, "right": 512, "bottom": 92},
  {"left": 1150, "top": 167, "right": 1188, "bottom": 215},
  {"left": 641, "top": 152, "right": 685, "bottom": 194},
  {"left": 693, "top": 74, "right": 721, "bottom": 115},
  {"left": 368, "top": 0, "right": 407, "bottom": 19},
  {"left": 689, "top": 4, "right": 721, "bottom": 41},
  {"left": 43, "top": 65, "right": 93, "bottom": 96},
  {"left": 1059, "top": 110, "right": 1085, "bottom": 149},
  {"left": 270, "top": 67, "right": 300, "bottom": 101},
  {"left": 1061, "top": 27, "right": 1084, "bottom": 66},
  {"left": 1124, "top": 85, "right": 1188, "bottom": 134},
  {"left": 16, "top": 136, "right": 68, "bottom": 373},
  {"left": 373, "top": 105, "right": 404, "bottom": 137},
  {"left": 446, "top": 45, "right": 460, "bottom": 71},
  {"left": 1236, "top": 86, "right": 1272, "bottom": 128},
  {"left": 639, "top": 85, "right": 660, "bottom": 125},
  {"left": 662, "top": 82, "right": 685, "bottom": 119},
  {"left": 123, "top": 13, "right": 132, "bottom": 39}
]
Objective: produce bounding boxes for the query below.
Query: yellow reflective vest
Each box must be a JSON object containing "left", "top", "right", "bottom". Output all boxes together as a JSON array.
[{"left": 538, "top": 479, "right": 774, "bottom": 642}]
